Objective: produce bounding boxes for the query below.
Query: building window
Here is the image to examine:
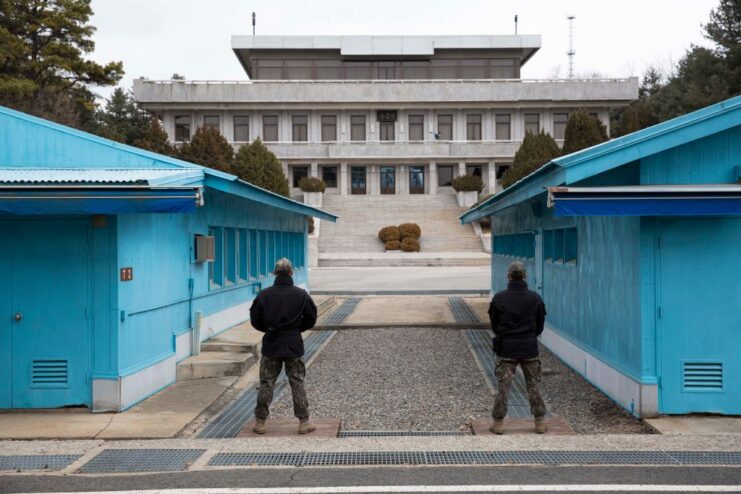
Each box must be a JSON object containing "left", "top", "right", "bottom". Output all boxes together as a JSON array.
[
  {"left": 466, "top": 114, "right": 482, "bottom": 140},
  {"left": 380, "top": 121, "right": 394, "bottom": 141},
  {"left": 437, "top": 165, "right": 454, "bottom": 187},
  {"left": 209, "top": 226, "right": 223, "bottom": 289},
  {"left": 224, "top": 227, "right": 236, "bottom": 286},
  {"left": 234, "top": 115, "right": 250, "bottom": 142},
  {"left": 408, "top": 114, "right": 424, "bottom": 141},
  {"left": 545, "top": 228, "right": 578, "bottom": 264},
  {"left": 322, "top": 166, "right": 338, "bottom": 188},
  {"left": 524, "top": 113, "right": 540, "bottom": 135},
  {"left": 553, "top": 113, "right": 569, "bottom": 140},
  {"left": 565, "top": 228, "right": 578, "bottom": 263},
  {"left": 203, "top": 115, "right": 220, "bottom": 131},
  {"left": 263, "top": 115, "right": 279, "bottom": 141},
  {"left": 554, "top": 229, "right": 565, "bottom": 262},
  {"left": 350, "top": 115, "right": 366, "bottom": 141},
  {"left": 496, "top": 164, "right": 511, "bottom": 179},
  {"left": 437, "top": 114, "right": 453, "bottom": 140},
  {"left": 466, "top": 164, "right": 482, "bottom": 178},
  {"left": 292, "top": 166, "right": 308, "bottom": 187},
  {"left": 321, "top": 115, "right": 337, "bottom": 142},
  {"left": 292, "top": 115, "right": 308, "bottom": 142},
  {"left": 238, "top": 229, "right": 248, "bottom": 281},
  {"left": 492, "top": 233, "right": 535, "bottom": 259},
  {"left": 495, "top": 114, "right": 511, "bottom": 140},
  {"left": 175, "top": 115, "right": 191, "bottom": 142}
]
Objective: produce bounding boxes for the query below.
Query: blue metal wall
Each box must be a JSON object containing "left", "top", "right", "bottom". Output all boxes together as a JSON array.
[{"left": 116, "top": 189, "right": 308, "bottom": 375}]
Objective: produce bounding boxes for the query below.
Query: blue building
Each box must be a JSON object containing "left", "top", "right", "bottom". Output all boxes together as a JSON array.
[
  {"left": 462, "top": 96, "right": 741, "bottom": 417},
  {"left": 0, "top": 106, "right": 336, "bottom": 412}
]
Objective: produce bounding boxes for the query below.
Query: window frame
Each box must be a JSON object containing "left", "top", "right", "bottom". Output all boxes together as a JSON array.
[
  {"left": 379, "top": 121, "right": 395, "bottom": 141},
  {"left": 524, "top": 113, "right": 540, "bottom": 135},
  {"left": 292, "top": 166, "right": 309, "bottom": 188},
  {"left": 322, "top": 166, "right": 338, "bottom": 188},
  {"left": 292, "top": 115, "right": 308, "bottom": 142},
  {"left": 350, "top": 115, "right": 366, "bottom": 141},
  {"left": 408, "top": 114, "right": 424, "bottom": 141},
  {"left": 320, "top": 115, "right": 337, "bottom": 142},
  {"left": 437, "top": 114, "right": 453, "bottom": 140},
  {"left": 495, "top": 113, "right": 511, "bottom": 140},
  {"left": 437, "top": 165, "right": 454, "bottom": 187},
  {"left": 174, "top": 115, "right": 191, "bottom": 142},
  {"left": 203, "top": 115, "right": 220, "bottom": 132},
  {"left": 233, "top": 115, "right": 250, "bottom": 142},
  {"left": 262, "top": 115, "right": 279, "bottom": 142},
  {"left": 553, "top": 113, "right": 569, "bottom": 140},
  {"left": 466, "top": 114, "right": 482, "bottom": 141}
]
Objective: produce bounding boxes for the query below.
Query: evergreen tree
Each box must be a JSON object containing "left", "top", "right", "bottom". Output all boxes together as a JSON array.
[
  {"left": 134, "top": 120, "right": 176, "bottom": 156},
  {"left": 233, "top": 139, "right": 290, "bottom": 197},
  {"left": 178, "top": 126, "right": 234, "bottom": 174},
  {"left": 562, "top": 109, "right": 608, "bottom": 155},
  {"left": 500, "top": 131, "right": 561, "bottom": 189},
  {"left": 0, "top": 0, "right": 123, "bottom": 128},
  {"left": 98, "top": 88, "right": 151, "bottom": 144},
  {"left": 704, "top": 0, "right": 740, "bottom": 95}
]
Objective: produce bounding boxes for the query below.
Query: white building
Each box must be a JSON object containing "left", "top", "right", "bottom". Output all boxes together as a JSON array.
[{"left": 133, "top": 35, "right": 638, "bottom": 200}]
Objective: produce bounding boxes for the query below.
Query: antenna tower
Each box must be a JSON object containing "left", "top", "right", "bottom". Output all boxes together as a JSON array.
[{"left": 567, "top": 15, "right": 576, "bottom": 79}]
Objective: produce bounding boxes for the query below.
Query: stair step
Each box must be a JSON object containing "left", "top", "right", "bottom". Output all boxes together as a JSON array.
[
  {"left": 199, "top": 341, "right": 258, "bottom": 355},
  {"left": 176, "top": 352, "right": 255, "bottom": 381}
]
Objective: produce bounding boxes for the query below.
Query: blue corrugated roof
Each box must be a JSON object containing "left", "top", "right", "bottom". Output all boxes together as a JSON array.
[
  {"left": 0, "top": 105, "right": 337, "bottom": 222},
  {"left": 461, "top": 95, "right": 741, "bottom": 224},
  {"left": 0, "top": 168, "right": 203, "bottom": 186}
]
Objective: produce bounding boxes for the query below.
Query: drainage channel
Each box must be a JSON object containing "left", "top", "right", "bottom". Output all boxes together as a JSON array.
[
  {"left": 319, "top": 296, "right": 361, "bottom": 326},
  {"left": 448, "top": 297, "right": 482, "bottom": 325},
  {"left": 465, "top": 329, "right": 550, "bottom": 419},
  {"left": 198, "top": 330, "right": 335, "bottom": 439},
  {"left": 3, "top": 450, "right": 740, "bottom": 473},
  {"left": 339, "top": 431, "right": 465, "bottom": 438}
]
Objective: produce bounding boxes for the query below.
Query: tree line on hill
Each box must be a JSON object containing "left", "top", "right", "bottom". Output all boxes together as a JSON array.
[{"left": 1, "top": 0, "right": 738, "bottom": 194}]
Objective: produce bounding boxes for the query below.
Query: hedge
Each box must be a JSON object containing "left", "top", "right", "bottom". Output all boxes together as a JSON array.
[
  {"left": 378, "top": 226, "right": 401, "bottom": 242},
  {"left": 452, "top": 175, "right": 484, "bottom": 192},
  {"left": 400, "top": 238, "right": 420, "bottom": 252},
  {"left": 298, "top": 176, "right": 326, "bottom": 193},
  {"left": 385, "top": 240, "right": 401, "bottom": 250},
  {"left": 398, "top": 223, "right": 421, "bottom": 240}
]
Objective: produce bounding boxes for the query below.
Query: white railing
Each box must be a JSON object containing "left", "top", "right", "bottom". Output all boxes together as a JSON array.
[{"left": 137, "top": 77, "right": 636, "bottom": 86}]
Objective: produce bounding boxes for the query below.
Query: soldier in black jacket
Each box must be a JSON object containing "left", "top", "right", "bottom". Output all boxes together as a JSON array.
[
  {"left": 488, "top": 261, "right": 548, "bottom": 434},
  {"left": 250, "top": 258, "right": 318, "bottom": 434}
]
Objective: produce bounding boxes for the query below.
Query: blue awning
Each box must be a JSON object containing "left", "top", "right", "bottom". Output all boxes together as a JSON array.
[
  {"left": 0, "top": 189, "right": 201, "bottom": 214},
  {"left": 548, "top": 185, "right": 741, "bottom": 217}
]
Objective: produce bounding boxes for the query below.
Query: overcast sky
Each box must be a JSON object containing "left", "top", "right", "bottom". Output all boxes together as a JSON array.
[{"left": 89, "top": 0, "right": 718, "bottom": 100}]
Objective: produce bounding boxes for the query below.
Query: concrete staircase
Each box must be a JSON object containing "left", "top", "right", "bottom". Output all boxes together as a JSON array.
[
  {"left": 176, "top": 296, "right": 337, "bottom": 380},
  {"left": 318, "top": 193, "right": 489, "bottom": 267}
]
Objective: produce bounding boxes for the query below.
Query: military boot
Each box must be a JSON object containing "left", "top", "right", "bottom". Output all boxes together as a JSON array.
[
  {"left": 489, "top": 419, "right": 504, "bottom": 435},
  {"left": 253, "top": 419, "right": 267, "bottom": 434},
  {"left": 298, "top": 419, "right": 316, "bottom": 435},
  {"left": 534, "top": 417, "right": 547, "bottom": 434}
]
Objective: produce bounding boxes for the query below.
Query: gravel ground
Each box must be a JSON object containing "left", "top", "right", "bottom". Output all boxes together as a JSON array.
[
  {"left": 269, "top": 328, "right": 493, "bottom": 431},
  {"left": 538, "top": 344, "right": 654, "bottom": 434}
]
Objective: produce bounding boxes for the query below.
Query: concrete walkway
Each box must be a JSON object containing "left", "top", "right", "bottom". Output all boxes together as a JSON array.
[
  {"left": 309, "top": 266, "right": 490, "bottom": 294},
  {"left": 645, "top": 416, "right": 741, "bottom": 435}
]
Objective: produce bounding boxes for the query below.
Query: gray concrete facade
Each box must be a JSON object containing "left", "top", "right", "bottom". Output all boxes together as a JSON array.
[{"left": 132, "top": 35, "right": 639, "bottom": 198}]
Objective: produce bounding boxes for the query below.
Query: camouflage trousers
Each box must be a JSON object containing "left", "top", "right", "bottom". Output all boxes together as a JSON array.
[
  {"left": 254, "top": 355, "right": 309, "bottom": 420},
  {"left": 492, "top": 357, "right": 546, "bottom": 420}
]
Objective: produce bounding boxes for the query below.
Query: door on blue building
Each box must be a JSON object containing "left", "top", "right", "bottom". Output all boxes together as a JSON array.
[
  {"left": 0, "top": 220, "right": 91, "bottom": 409},
  {"left": 657, "top": 218, "right": 741, "bottom": 414}
]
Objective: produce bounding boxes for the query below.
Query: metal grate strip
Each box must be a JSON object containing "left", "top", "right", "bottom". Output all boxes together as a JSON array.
[
  {"left": 339, "top": 430, "right": 464, "bottom": 437},
  {"left": 0, "top": 454, "right": 81, "bottom": 472},
  {"left": 198, "top": 330, "right": 334, "bottom": 438},
  {"left": 448, "top": 297, "right": 481, "bottom": 325},
  {"left": 320, "top": 297, "right": 361, "bottom": 326},
  {"left": 79, "top": 449, "right": 205, "bottom": 474},
  {"left": 207, "top": 450, "right": 741, "bottom": 467},
  {"left": 465, "top": 329, "right": 551, "bottom": 418}
]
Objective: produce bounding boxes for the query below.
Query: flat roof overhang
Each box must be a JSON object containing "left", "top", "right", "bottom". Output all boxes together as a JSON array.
[{"left": 548, "top": 185, "right": 741, "bottom": 217}]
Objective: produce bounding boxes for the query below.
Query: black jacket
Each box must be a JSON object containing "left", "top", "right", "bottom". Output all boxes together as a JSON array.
[
  {"left": 249, "top": 275, "right": 318, "bottom": 358},
  {"left": 488, "top": 280, "right": 546, "bottom": 359}
]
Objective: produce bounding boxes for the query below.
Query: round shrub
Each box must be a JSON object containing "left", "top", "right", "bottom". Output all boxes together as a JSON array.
[
  {"left": 385, "top": 240, "right": 401, "bottom": 250},
  {"left": 400, "top": 238, "right": 420, "bottom": 252},
  {"left": 398, "top": 223, "right": 421, "bottom": 240},
  {"left": 378, "top": 225, "right": 400, "bottom": 242},
  {"left": 452, "top": 175, "right": 484, "bottom": 192},
  {"left": 298, "top": 176, "right": 326, "bottom": 193}
]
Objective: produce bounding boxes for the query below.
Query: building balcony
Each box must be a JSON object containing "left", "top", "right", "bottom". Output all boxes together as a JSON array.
[
  {"left": 134, "top": 77, "right": 638, "bottom": 108},
  {"left": 255, "top": 140, "right": 521, "bottom": 161}
]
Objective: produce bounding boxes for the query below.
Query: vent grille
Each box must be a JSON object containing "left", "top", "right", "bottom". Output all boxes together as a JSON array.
[
  {"left": 683, "top": 362, "right": 723, "bottom": 391},
  {"left": 32, "top": 360, "right": 69, "bottom": 388}
]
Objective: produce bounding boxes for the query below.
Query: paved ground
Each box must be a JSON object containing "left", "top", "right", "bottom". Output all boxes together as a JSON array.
[
  {"left": 309, "top": 266, "right": 490, "bottom": 293},
  {"left": 645, "top": 416, "right": 741, "bottom": 435},
  {"left": 269, "top": 328, "right": 492, "bottom": 430},
  {"left": 3, "top": 465, "right": 740, "bottom": 493}
]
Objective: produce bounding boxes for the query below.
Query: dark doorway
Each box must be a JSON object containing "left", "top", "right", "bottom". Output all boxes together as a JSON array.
[
  {"left": 409, "top": 166, "right": 425, "bottom": 194},
  {"left": 351, "top": 167, "right": 367, "bottom": 195},
  {"left": 380, "top": 166, "right": 396, "bottom": 194}
]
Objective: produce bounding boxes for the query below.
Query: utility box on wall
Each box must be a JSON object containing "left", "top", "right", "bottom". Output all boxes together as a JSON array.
[{"left": 194, "top": 235, "right": 215, "bottom": 262}]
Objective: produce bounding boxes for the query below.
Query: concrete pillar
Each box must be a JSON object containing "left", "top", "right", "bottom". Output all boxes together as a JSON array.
[
  {"left": 370, "top": 165, "right": 379, "bottom": 195},
  {"left": 487, "top": 160, "right": 498, "bottom": 195},
  {"left": 340, "top": 162, "right": 348, "bottom": 195},
  {"left": 429, "top": 161, "right": 437, "bottom": 194},
  {"left": 310, "top": 162, "right": 319, "bottom": 178},
  {"left": 458, "top": 161, "right": 466, "bottom": 178}
]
